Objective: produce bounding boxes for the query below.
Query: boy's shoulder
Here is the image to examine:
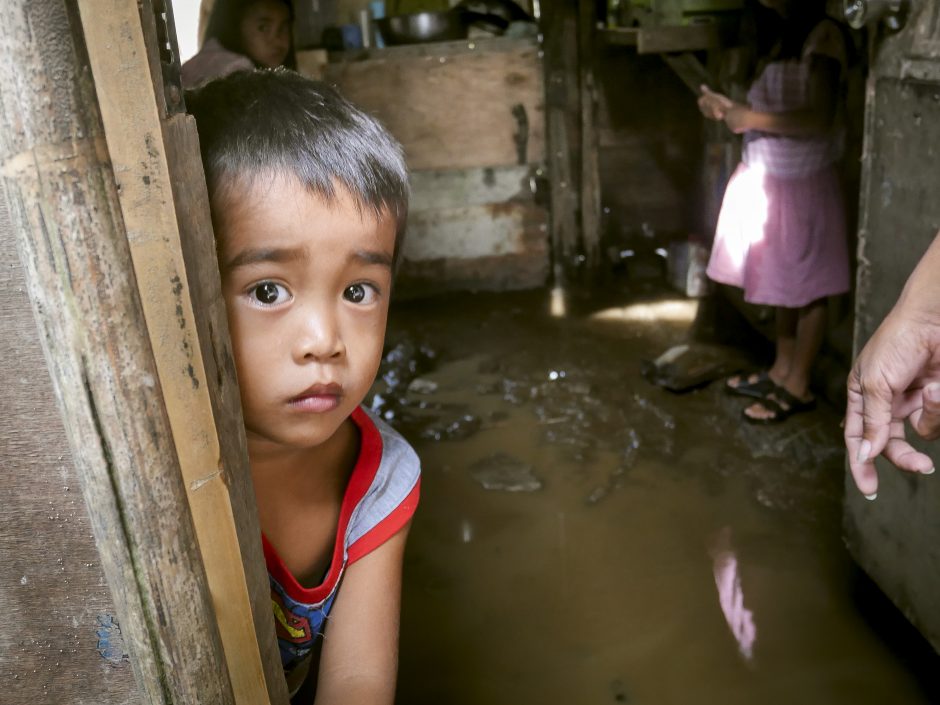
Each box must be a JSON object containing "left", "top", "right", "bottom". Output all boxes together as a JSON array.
[
  {"left": 356, "top": 406, "right": 419, "bottom": 475},
  {"left": 345, "top": 407, "right": 420, "bottom": 560}
]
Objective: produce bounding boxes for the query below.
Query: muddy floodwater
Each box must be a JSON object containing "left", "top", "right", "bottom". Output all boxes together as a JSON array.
[{"left": 371, "top": 286, "right": 937, "bottom": 705}]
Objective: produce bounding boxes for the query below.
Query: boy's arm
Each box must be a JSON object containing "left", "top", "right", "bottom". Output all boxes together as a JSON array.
[{"left": 313, "top": 522, "right": 411, "bottom": 705}]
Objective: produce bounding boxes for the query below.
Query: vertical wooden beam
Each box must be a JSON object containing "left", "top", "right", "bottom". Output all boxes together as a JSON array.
[
  {"left": 73, "top": 1, "right": 289, "bottom": 703},
  {"left": 579, "top": 0, "right": 602, "bottom": 271},
  {"left": 0, "top": 1, "right": 234, "bottom": 703},
  {"left": 543, "top": 0, "right": 583, "bottom": 285}
]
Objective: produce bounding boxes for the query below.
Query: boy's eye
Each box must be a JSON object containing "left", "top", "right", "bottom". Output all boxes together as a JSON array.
[
  {"left": 343, "top": 283, "right": 377, "bottom": 305},
  {"left": 248, "top": 281, "right": 290, "bottom": 306}
]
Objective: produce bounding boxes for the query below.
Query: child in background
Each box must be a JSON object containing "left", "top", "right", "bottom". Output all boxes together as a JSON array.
[
  {"left": 699, "top": 0, "right": 850, "bottom": 423},
  {"left": 182, "top": 0, "right": 294, "bottom": 88},
  {"left": 187, "top": 69, "right": 419, "bottom": 704}
]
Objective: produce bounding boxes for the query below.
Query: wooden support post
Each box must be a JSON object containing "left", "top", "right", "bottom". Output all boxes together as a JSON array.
[
  {"left": 0, "top": 1, "right": 234, "bottom": 703},
  {"left": 73, "top": 1, "right": 288, "bottom": 703},
  {"left": 543, "top": 0, "right": 583, "bottom": 284},
  {"left": 579, "top": 0, "right": 602, "bottom": 271}
]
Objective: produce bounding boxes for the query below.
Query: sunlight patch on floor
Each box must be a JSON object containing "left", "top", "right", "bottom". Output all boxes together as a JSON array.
[{"left": 589, "top": 298, "right": 699, "bottom": 325}]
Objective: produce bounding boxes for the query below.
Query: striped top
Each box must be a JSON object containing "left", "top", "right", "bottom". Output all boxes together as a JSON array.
[{"left": 743, "top": 20, "right": 848, "bottom": 179}]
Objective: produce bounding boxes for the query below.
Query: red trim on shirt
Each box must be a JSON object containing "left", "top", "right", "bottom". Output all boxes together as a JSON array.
[
  {"left": 347, "top": 479, "right": 420, "bottom": 565},
  {"left": 262, "top": 406, "right": 382, "bottom": 604}
]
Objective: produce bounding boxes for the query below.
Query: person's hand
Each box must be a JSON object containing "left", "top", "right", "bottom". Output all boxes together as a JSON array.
[
  {"left": 698, "top": 85, "right": 733, "bottom": 121},
  {"left": 845, "top": 302, "right": 940, "bottom": 499},
  {"left": 722, "top": 103, "right": 753, "bottom": 134}
]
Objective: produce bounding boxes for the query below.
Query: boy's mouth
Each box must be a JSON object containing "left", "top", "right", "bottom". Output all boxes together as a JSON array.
[{"left": 288, "top": 383, "right": 342, "bottom": 413}]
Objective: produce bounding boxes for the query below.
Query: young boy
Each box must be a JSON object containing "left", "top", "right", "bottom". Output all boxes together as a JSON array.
[{"left": 187, "top": 69, "right": 420, "bottom": 704}]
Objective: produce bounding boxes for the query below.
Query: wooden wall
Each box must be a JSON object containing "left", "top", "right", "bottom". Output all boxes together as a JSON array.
[
  {"left": 0, "top": 1, "right": 286, "bottom": 702},
  {"left": 595, "top": 49, "right": 707, "bottom": 253},
  {"left": 319, "top": 37, "right": 549, "bottom": 293},
  {"left": 0, "top": 199, "right": 142, "bottom": 705}
]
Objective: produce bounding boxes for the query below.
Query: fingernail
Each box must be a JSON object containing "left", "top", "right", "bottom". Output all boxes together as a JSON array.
[
  {"left": 864, "top": 492, "right": 877, "bottom": 501},
  {"left": 926, "top": 383, "right": 940, "bottom": 403},
  {"left": 857, "top": 439, "right": 872, "bottom": 463},
  {"left": 924, "top": 467, "right": 936, "bottom": 475}
]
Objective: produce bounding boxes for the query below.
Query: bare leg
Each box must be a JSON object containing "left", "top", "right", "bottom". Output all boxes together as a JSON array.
[
  {"left": 782, "top": 299, "right": 827, "bottom": 399},
  {"left": 746, "top": 300, "right": 826, "bottom": 420},
  {"left": 727, "top": 306, "right": 796, "bottom": 390},
  {"left": 769, "top": 306, "right": 797, "bottom": 385}
]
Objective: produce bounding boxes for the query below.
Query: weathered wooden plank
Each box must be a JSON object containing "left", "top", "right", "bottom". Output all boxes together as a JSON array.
[
  {"left": 161, "top": 115, "right": 289, "bottom": 705},
  {"left": 399, "top": 199, "right": 548, "bottom": 294},
  {"left": 405, "top": 203, "right": 545, "bottom": 260},
  {"left": 542, "top": 0, "right": 581, "bottom": 280},
  {"left": 579, "top": 0, "right": 602, "bottom": 270},
  {"left": 322, "top": 40, "right": 545, "bottom": 170},
  {"left": 0, "top": 1, "right": 234, "bottom": 703},
  {"left": 0, "top": 195, "right": 142, "bottom": 705},
  {"left": 637, "top": 23, "right": 722, "bottom": 54},
  {"left": 599, "top": 27, "right": 639, "bottom": 46},
  {"left": 74, "top": 1, "right": 288, "bottom": 703},
  {"left": 332, "top": 35, "right": 539, "bottom": 61},
  {"left": 398, "top": 165, "right": 549, "bottom": 292},
  {"left": 408, "top": 165, "right": 535, "bottom": 211}
]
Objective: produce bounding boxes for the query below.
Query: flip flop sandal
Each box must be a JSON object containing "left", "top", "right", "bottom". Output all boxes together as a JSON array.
[
  {"left": 724, "top": 370, "right": 775, "bottom": 400},
  {"left": 742, "top": 385, "right": 816, "bottom": 425}
]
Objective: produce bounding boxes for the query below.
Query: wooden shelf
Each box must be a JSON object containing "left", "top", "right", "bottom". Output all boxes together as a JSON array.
[{"left": 599, "top": 22, "right": 723, "bottom": 54}]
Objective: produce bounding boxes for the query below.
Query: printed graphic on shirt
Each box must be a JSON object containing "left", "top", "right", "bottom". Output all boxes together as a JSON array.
[{"left": 270, "top": 576, "right": 338, "bottom": 671}]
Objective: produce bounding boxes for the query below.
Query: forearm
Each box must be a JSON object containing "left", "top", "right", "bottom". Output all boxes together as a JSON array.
[
  {"left": 895, "top": 231, "right": 940, "bottom": 321},
  {"left": 314, "top": 675, "right": 394, "bottom": 705},
  {"left": 743, "top": 107, "right": 831, "bottom": 137}
]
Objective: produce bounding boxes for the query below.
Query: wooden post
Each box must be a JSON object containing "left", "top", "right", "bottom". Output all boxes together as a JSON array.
[
  {"left": 542, "top": 0, "right": 583, "bottom": 285},
  {"left": 73, "top": 2, "right": 289, "bottom": 702},
  {"left": 579, "top": 0, "right": 602, "bottom": 271},
  {"left": 0, "top": 1, "right": 234, "bottom": 703}
]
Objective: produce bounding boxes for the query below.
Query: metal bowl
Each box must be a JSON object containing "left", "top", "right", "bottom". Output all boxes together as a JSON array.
[{"left": 376, "top": 11, "right": 469, "bottom": 45}]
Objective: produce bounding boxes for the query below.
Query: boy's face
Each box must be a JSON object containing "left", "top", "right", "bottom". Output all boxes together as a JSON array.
[{"left": 217, "top": 175, "right": 396, "bottom": 455}]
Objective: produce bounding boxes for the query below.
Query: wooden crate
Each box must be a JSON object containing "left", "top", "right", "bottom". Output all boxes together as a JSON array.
[{"left": 322, "top": 38, "right": 545, "bottom": 171}]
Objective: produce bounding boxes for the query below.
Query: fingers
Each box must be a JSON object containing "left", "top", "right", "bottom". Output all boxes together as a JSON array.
[
  {"left": 713, "top": 92, "right": 734, "bottom": 110},
  {"left": 883, "top": 439, "right": 935, "bottom": 474},
  {"left": 912, "top": 382, "right": 940, "bottom": 441},
  {"left": 882, "top": 415, "right": 935, "bottom": 474},
  {"left": 857, "top": 368, "right": 896, "bottom": 464},
  {"left": 845, "top": 383, "right": 879, "bottom": 498}
]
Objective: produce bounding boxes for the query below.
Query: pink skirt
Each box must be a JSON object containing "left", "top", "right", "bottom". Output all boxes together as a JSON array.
[{"left": 706, "top": 162, "right": 850, "bottom": 308}]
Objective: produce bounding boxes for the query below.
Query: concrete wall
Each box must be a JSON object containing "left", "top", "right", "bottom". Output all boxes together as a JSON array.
[{"left": 844, "top": 3, "right": 940, "bottom": 653}]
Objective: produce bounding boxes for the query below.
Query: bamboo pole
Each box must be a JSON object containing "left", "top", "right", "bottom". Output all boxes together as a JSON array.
[{"left": 0, "top": 2, "right": 235, "bottom": 703}]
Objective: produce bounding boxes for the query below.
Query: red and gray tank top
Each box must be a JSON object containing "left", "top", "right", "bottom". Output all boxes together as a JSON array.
[{"left": 261, "top": 406, "right": 420, "bottom": 693}]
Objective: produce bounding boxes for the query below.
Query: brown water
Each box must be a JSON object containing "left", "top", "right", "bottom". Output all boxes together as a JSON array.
[{"left": 375, "top": 287, "right": 936, "bottom": 705}]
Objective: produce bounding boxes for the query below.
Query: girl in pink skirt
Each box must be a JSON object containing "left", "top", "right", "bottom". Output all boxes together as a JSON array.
[{"left": 699, "top": 0, "right": 850, "bottom": 423}]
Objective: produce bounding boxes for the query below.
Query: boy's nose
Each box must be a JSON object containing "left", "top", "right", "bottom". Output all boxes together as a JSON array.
[{"left": 293, "top": 310, "right": 344, "bottom": 362}]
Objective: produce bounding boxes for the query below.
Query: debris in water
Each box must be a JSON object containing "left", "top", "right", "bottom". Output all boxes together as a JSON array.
[
  {"left": 408, "top": 377, "right": 439, "bottom": 395},
  {"left": 420, "top": 413, "right": 481, "bottom": 442},
  {"left": 585, "top": 485, "right": 608, "bottom": 504},
  {"left": 642, "top": 342, "right": 748, "bottom": 393},
  {"left": 632, "top": 393, "right": 676, "bottom": 430},
  {"left": 470, "top": 453, "right": 542, "bottom": 492}
]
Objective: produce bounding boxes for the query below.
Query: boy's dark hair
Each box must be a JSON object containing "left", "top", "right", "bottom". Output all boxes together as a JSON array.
[
  {"left": 203, "top": 0, "right": 297, "bottom": 70},
  {"left": 186, "top": 69, "right": 409, "bottom": 267}
]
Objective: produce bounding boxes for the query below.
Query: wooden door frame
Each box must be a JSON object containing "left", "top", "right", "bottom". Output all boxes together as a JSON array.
[{"left": 0, "top": 0, "right": 288, "bottom": 702}]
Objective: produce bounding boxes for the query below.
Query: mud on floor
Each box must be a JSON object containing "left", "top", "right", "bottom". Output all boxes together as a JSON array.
[{"left": 369, "top": 287, "right": 935, "bottom": 705}]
